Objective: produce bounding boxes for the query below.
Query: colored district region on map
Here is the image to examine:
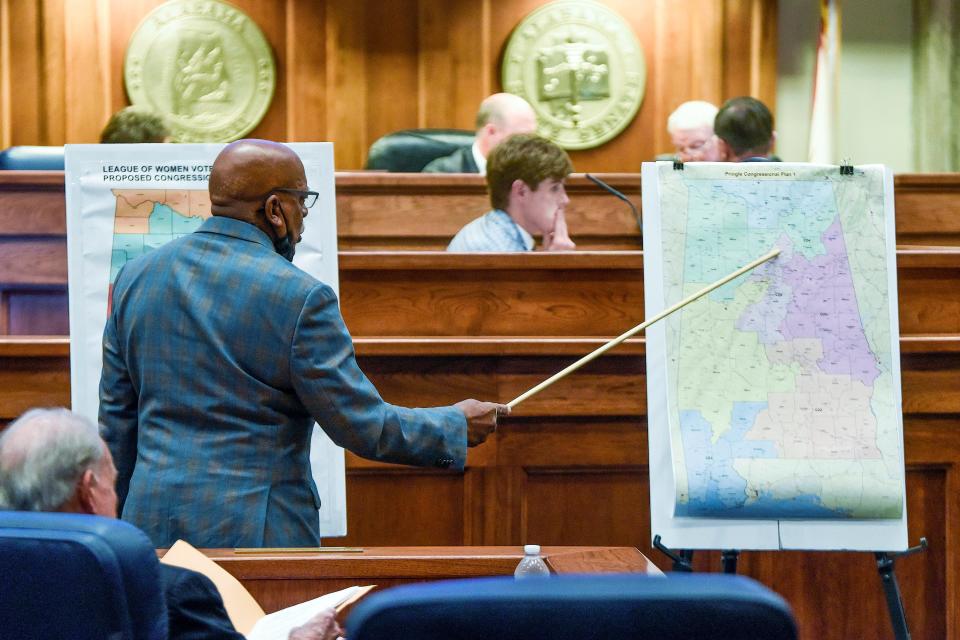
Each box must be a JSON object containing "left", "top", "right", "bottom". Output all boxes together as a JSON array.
[
  {"left": 110, "top": 189, "right": 211, "bottom": 282},
  {"left": 664, "top": 170, "right": 902, "bottom": 520}
]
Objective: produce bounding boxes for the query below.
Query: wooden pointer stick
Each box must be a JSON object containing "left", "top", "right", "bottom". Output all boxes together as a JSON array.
[{"left": 506, "top": 248, "right": 782, "bottom": 409}]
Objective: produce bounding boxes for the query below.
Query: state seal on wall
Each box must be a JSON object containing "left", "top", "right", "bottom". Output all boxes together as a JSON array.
[
  {"left": 501, "top": 0, "right": 646, "bottom": 150},
  {"left": 124, "top": 0, "right": 275, "bottom": 142}
]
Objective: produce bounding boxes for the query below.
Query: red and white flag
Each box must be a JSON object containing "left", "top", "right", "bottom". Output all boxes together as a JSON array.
[{"left": 808, "top": 0, "right": 841, "bottom": 164}]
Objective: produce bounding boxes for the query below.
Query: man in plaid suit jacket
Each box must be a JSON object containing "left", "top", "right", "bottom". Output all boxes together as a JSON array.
[{"left": 100, "top": 139, "right": 504, "bottom": 548}]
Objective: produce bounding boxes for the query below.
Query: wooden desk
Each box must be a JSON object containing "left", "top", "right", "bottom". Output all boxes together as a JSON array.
[
  {"left": 193, "top": 546, "right": 659, "bottom": 613},
  {"left": 2, "top": 171, "right": 959, "bottom": 251},
  {"left": 2, "top": 248, "right": 958, "bottom": 338}
]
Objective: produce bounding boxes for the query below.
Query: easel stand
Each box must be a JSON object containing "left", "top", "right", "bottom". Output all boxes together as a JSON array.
[
  {"left": 652, "top": 535, "right": 693, "bottom": 572},
  {"left": 720, "top": 549, "right": 739, "bottom": 574},
  {"left": 653, "top": 534, "right": 928, "bottom": 639},
  {"left": 875, "top": 538, "right": 928, "bottom": 640}
]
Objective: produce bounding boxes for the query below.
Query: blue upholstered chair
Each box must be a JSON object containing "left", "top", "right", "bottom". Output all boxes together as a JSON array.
[
  {"left": 0, "top": 511, "right": 168, "bottom": 640},
  {"left": 0, "top": 145, "right": 65, "bottom": 170},
  {"left": 347, "top": 573, "right": 797, "bottom": 640},
  {"left": 364, "top": 129, "right": 474, "bottom": 172}
]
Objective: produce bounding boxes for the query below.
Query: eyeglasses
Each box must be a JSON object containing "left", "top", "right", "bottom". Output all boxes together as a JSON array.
[{"left": 272, "top": 188, "right": 319, "bottom": 209}]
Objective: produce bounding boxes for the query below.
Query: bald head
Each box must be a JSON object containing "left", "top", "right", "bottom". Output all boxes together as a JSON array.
[
  {"left": 209, "top": 139, "right": 306, "bottom": 220},
  {"left": 475, "top": 93, "right": 538, "bottom": 158}
]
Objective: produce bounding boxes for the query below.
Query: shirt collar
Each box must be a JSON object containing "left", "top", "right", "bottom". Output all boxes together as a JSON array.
[
  {"left": 492, "top": 209, "right": 534, "bottom": 251},
  {"left": 472, "top": 141, "right": 487, "bottom": 176},
  {"left": 197, "top": 215, "right": 274, "bottom": 249}
]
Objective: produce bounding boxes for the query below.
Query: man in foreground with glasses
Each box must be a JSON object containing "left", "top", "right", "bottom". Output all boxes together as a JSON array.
[{"left": 100, "top": 139, "right": 506, "bottom": 549}]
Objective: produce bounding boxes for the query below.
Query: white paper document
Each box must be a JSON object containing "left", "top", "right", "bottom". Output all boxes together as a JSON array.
[{"left": 247, "top": 586, "right": 366, "bottom": 640}]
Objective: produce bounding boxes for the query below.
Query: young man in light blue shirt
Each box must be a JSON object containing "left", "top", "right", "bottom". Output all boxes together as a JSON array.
[{"left": 447, "top": 134, "right": 575, "bottom": 252}]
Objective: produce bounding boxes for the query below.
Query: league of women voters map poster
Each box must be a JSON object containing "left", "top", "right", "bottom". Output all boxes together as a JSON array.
[
  {"left": 641, "top": 162, "right": 907, "bottom": 551},
  {"left": 64, "top": 143, "right": 347, "bottom": 537}
]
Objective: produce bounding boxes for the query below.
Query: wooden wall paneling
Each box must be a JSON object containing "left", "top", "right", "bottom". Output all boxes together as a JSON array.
[
  {"left": 326, "top": 0, "right": 369, "bottom": 169},
  {"left": 336, "top": 250, "right": 960, "bottom": 340},
  {"left": 229, "top": 1, "right": 289, "bottom": 143},
  {"left": 364, "top": 0, "right": 419, "bottom": 148},
  {"left": 335, "top": 467, "right": 466, "bottom": 546},
  {"left": 524, "top": 467, "right": 649, "bottom": 546},
  {"left": 286, "top": 0, "right": 327, "bottom": 141},
  {"left": 649, "top": 0, "right": 724, "bottom": 158},
  {"left": 3, "top": 1, "right": 779, "bottom": 168},
  {"left": 106, "top": 0, "right": 161, "bottom": 111},
  {"left": 687, "top": 0, "right": 726, "bottom": 101},
  {"left": 3, "top": 0, "right": 41, "bottom": 146},
  {"left": 901, "top": 349, "right": 960, "bottom": 415},
  {"left": 753, "top": 0, "right": 779, "bottom": 104},
  {"left": 895, "top": 174, "right": 960, "bottom": 246},
  {"left": 40, "top": 0, "right": 67, "bottom": 144},
  {"left": 0, "top": 0, "right": 9, "bottom": 147},
  {"left": 0, "top": 290, "right": 7, "bottom": 334},
  {"left": 461, "top": 467, "right": 486, "bottom": 545},
  {"left": 63, "top": 0, "right": 111, "bottom": 142},
  {"left": 7, "top": 289, "right": 68, "bottom": 335},
  {"left": 721, "top": 0, "right": 778, "bottom": 108},
  {"left": 338, "top": 252, "right": 645, "bottom": 338},
  {"left": 418, "top": 0, "right": 487, "bottom": 130},
  {"left": 905, "top": 415, "right": 960, "bottom": 639},
  {"left": 0, "top": 173, "right": 66, "bottom": 235},
  {"left": 0, "top": 238, "right": 66, "bottom": 285},
  {"left": 897, "top": 251, "right": 960, "bottom": 336},
  {"left": 0, "top": 340, "right": 70, "bottom": 420}
]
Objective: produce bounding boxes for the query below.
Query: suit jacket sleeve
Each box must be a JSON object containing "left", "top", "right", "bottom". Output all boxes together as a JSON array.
[
  {"left": 421, "top": 147, "right": 478, "bottom": 174},
  {"left": 160, "top": 565, "right": 245, "bottom": 640},
  {"left": 99, "top": 292, "right": 139, "bottom": 510},
  {"left": 290, "top": 284, "right": 468, "bottom": 470}
]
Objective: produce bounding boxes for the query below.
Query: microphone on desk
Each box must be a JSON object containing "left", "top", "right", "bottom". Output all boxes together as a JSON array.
[{"left": 584, "top": 174, "right": 641, "bottom": 233}]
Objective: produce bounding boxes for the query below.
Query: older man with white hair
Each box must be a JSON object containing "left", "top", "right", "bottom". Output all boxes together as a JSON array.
[
  {"left": 666, "top": 100, "right": 723, "bottom": 162},
  {"left": 0, "top": 408, "right": 342, "bottom": 640}
]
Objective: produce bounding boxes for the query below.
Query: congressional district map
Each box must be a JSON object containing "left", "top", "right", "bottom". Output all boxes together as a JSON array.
[
  {"left": 644, "top": 163, "right": 904, "bottom": 521},
  {"left": 111, "top": 189, "right": 211, "bottom": 283}
]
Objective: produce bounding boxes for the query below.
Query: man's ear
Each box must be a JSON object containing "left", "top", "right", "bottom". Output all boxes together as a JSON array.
[
  {"left": 264, "top": 194, "right": 287, "bottom": 237},
  {"left": 511, "top": 179, "right": 528, "bottom": 199},
  {"left": 716, "top": 138, "right": 732, "bottom": 161},
  {"left": 75, "top": 469, "right": 98, "bottom": 515}
]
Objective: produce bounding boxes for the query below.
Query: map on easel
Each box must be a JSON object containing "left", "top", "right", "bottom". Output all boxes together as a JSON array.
[{"left": 642, "top": 161, "right": 907, "bottom": 551}]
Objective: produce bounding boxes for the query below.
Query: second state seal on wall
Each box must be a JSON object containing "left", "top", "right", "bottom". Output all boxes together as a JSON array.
[
  {"left": 124, "top": 0, "right": 275, "bottom": 143},
  {"left": 502, "top": 0, "right": 646, "bottom": 150}
]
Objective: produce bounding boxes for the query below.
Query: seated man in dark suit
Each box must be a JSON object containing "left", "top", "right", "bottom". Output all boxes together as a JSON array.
[
  {"left": 422, "top": 93, "right": 537, "bottom": 174},
  {"left": 448, "top": 134, "right": 574, "bottom": 252},
  {"left": 0, "top": 408, "right": 342, "bottom": 640},
  {"left": 714, "top": 96, "right": 779, "bottom": 162}
]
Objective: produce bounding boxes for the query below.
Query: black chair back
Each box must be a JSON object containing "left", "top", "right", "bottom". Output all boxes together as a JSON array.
[
  {"left": 0, "top": 511, "right": 168, "bottom": 640},
  {"left": 348, "top": 573, "right": 798, "bottom": 640},
  {"left": 365, "top": 129, "right": 474, "bottom": 172}
]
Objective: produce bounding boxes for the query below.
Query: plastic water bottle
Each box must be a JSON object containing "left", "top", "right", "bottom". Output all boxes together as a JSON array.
[{"left": 514, "top": 544, "right": 550, "bottom": 579}]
